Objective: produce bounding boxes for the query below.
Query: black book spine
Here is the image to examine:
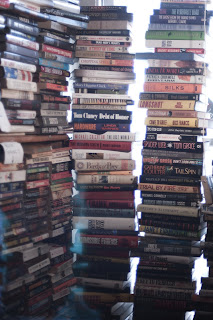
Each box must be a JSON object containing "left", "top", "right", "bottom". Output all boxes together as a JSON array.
[
  {"left": 76, "top": 184, "right": 137, "bottom": 192},
  {"left": 0, "top": 51, "right": 38, "bottom": 65},
  {"left": 140, "top": 211, "right": 201, "bottom": 223},
  {"left": 146, "top": 126, "right": 206, "bottom": 135},
  {"left": 145, "top": 133, "right": 198, "bottom": 142},
  {"left": 141, "top": 164, "right": 202, "bottom": 177},
  {"left": 0, "top": 42, "right": 39, "bottom": 58},
  {"left": 79, "top": 65, "right": 133, "bottom": 72},
  {"left": 143, "top": 140, "right": 203, "bottom": 153},
  {"left": 40, "top": 8, "right": 89, "bottom": 22},
  {"left": 140, "top": 175, "right": 200, "bottom": 186},
  {"left": 83, "top": 12, "right": 133, "bottom": 22},
  {"left": 76, "top": 29, "right": 131, "bottom": 36},
  {"left": 37, "top": 35, "right": 75, "bottom": 51},
  {"left": 6, "top": 16, "right": 39, "bottom": 35}
]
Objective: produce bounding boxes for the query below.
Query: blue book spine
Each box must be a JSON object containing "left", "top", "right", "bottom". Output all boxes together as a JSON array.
[
  {"left": 74, "top": 82, "right": 129, "bottom": 90},
  {"left": 136, "top": 52, "right": 197, "bottom": 60},
  {"left": 39, "top": 58, "right": 69, "bottom": 71},
  {"left": 3, "top": 67, "right": 20, "bottom": 79}
]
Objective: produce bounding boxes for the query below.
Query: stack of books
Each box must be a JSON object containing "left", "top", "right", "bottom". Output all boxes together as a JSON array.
[
  {"left": 0, "top": 0, "right": 89, "bottom": 318},
  {"left": 0, "top": 141, "right": 30, "bottom": 317},
  {"left": 70, "top": 4, "right": 137, "bottom": 316},
  {"left": 133, "top": 0, "right": 211, "bottom": 318}
]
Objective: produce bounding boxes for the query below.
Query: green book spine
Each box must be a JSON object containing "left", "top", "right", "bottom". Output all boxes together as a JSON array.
[{"left": 145, "top": 30, "right": 204, "bottom": 40}]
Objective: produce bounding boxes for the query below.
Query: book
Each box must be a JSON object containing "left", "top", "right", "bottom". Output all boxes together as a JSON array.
[
  {"left": 73, "top": 217, "right": 135, "bottom": 231},
  {"left": 74, "top": 159, "right": 135, "bottom": 171},
  {"left": 145, "top": 117, "right": 209, "bottom": 128}
]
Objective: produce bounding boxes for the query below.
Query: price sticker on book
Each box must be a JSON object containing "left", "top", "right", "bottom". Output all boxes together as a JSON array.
[{"left": 0, "top": 142, "right": 24, "bottom": 164}]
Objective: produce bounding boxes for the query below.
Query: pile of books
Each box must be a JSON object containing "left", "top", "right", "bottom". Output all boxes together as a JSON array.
[
  {"left": 0, "top": 0, "right": 88, "bottom": 136},
  {"left": 133, "top": 0, "right": 212, "bottom": 318},
  {"left": 0, "top": 0, "right": 89, "bottom": 318},
  {"left": 70, "top": 4, "right": 137, "bottom": 316}
]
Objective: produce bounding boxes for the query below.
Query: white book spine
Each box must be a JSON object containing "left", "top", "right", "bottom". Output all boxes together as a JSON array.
[
  {"left": 72, "top": 131, "right": 135, "bottom": 141},
  {"left": 144, "top": 74, "right": 205, "bottom": 84},
  {"left": 40, "top": 110, "right": 67, "bottom": 117},
  {"left": 82, "top": 77, "right": 135, "bottom": 84},
  {"left": 5, "top": 79, "right": 37, "bottom": 92},
  {"left": 145, "top": 39, "right": 205, "bottom": 49},
  {"left": 77, "top": 174, "right": 136, "bottom": 184},
  {"left": 137, "top": 204, "right": 199, "bottom": 217},
  {"left": 72, "top": 93, "right": 131, "bottom": 100},
  {"left": 2, "top": 89, "right": 34, "bottom": 100},
  {"left": 15, "top": 110, "right": 36, "bottom": 119},
  {"left": 148, "top": 59, "right": 204, "bottom": 68},
  {"left": 72, "top": 149, "right": 132, "bottom": 160},
  {"left": 75, "top": 159, "right": 135, "bottom": 171},
  {"left": 73, "top": 216, "right": 135, "bottom": 230},
  {"left": 28, "top": 258, "right": 50, "bottom": 274},
  {"left": 53, "top": 0, "right": 80, "bottom": 14},
  {"left": 0, "top": 169, "right": 26, "bottom": 183},
  {"left": 0, "top": 58, "right": 36, "bottom": 72}
]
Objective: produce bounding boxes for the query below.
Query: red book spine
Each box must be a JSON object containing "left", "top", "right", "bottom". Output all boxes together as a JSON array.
[
  {"left": 42, "top": 44, "right": 73, "bottom": 58},
  {"left": 78, "top": 234, "right": 138, "bottom": 248},
  {"left": 74, "top": 199, "right": 134, "bottom": 209},
  {"left": 0, "top": 0, "right": 10, "bottom": 8},
  {"left": 69, "top": 140, "right": 132, "bottom": 152},
  {"left": 26, "top": 179, "right": 50, "bottom": 190},
  {"left": 51, "top": 171, "right": 72, "bottom": 181},
  {"left": 77, "top": 191, "right": 134, "bottom": 200}
]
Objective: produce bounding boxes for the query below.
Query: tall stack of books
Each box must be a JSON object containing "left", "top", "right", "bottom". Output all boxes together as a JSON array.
[
  {"left": 132, "top": 0, "right": 211, "bottom": 318},
  {"left": 0, "top": 141, "right": 30, "bottom": 318},
  {"left": 70, "top": 4, "right": 137, "bottom": 316},
  {"left": 0, "top": 0, "right": 88, "bottom": 318}
]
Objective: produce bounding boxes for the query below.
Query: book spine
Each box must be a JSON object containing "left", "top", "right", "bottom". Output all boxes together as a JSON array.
[
  {"left": 135, "top": 286, "right": 193, "bottom": 300},
  {"left": 155, "top": 48, "right": 205, "bottom": 54},
  {"left": 75, "top": 159, "right": 135, "bottom": 171},
  {"left": 144, "top": 74, "right": 204, "bottom": 84},
  {"left": 146, "top": 126, "right": 205, "bottom": 135},
  {"left": 143, "top": 140, "right": 203, "bottom": 153},
  {"left": 39, "top": 65, "right": 70, "bottom": 77},
  {"left": 143, "top": 83, "right": 202, "bottom": 93},
  {"left": 38, "top": 58, "right": 69, "bottom": 71},
  {"left": 138, "top": 183, "right": 200, "bottom": 194},
  {"left": 141, "top": 192, "right": 202, "bottom": 201},
  {"left": 73, "top": 131, "right": 135, "bottom": 141},
  {"left": 72, "top": 149, "right": 131, "bottom": 160},
  {"left": 2, "top": 79, "right": 37, "bottom": 92},
  {"left": 41, "top": 44, "right": 73, "bottom": 58},
  {"left": 72, "top": 110, "right": 131, "bottom": 123},
  {"left": 73, "top": 207, "right": 135, "bottom": 217},
  {"left": 140, "top": 225, "right": 199, "bottom": 238},
  {"left": 0, "top": 58, "right": 36, "bottom": 72},
  {"left": 77, "top": 36, "right": 132, "bottom": 42},
  {"left": 75, "top": 51, "right": 135, "bottom": 60},
  {"left": 139, "top": 93, "right": 200, "bottom": 100},
  {"left": 137, "top": 203, "right": 199, "bottom": 217},
  {"left": 76, "top": 184, "right": 137, "bottom": 192},
  {"left": 73, "top": 217, "right": 135, "bottom": 230},
  {"left": 4, "top": 34, "right": 39, "bottom": 51},
  {"left": 150, "top": 15, "right": 208, "bottom": 25},
  {"left": 145, "top": 30, "right": 204, "bottom": 40},
  {"left": 77, "top": 175, "right": 135, "bottom": 184},
  {"left": 149, "top": 23, "right": 205, "bottom": 31},
  {"left": 143, "top": 156, "right": 202, "bottom": 165},
  {"left": 38, "top": 36, "right": 74, "bottom": 51},
  {"left": 73, "top": 123, "right": 130, "bottom": 132},
  {"left": 76, "top": 45, "right": 129, "bottom": 53},
  {"left": 69, "top": 140, "right": 131, "bottom": 152},
  {"left": 148, "top": 59, "right": 205, "bottom": 68},
  {"left": 147, "top": 109, "right": 202, "bottom": 117},
  {"left": 2, "top": 67, "right": 33, "bottom": 81},
  {"left": 79, "top": 65, "right": 133, "bottom": 72},
  {"left": 77, "top": 40, "right": 131, "bottom": 47},
  {"left": 145, "top": 67, "right": 204, "bottom": 75},
  {"left": 6, "top": 17, "right": 39, "bottom": 35},
  {"left": 145, "top": 117, "right": 203, "bottom": 127},
  {"left": 142, "top": 164, "right": 202, "bottom": 177},
  {"left": 155, "top": 8, "right": 204, "bottom": 15},
  {"left": 76, "top": 234, "right": 138, "bottom": 248}
]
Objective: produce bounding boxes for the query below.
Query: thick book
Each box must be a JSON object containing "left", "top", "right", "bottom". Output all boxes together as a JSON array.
[{"left": 141, "top": 163, "right": 202, "bottom": 177}]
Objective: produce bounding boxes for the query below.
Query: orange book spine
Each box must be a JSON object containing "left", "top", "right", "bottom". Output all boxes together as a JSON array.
[{"left": 143, "top": 82, "right": 202, "bottom": 94}]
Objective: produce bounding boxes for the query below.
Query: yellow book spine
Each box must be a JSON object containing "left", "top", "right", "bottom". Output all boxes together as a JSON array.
[
  {"left": 138, "top": 100, "right": 195, "bottom": 110},
  {"left": 145, "top": 117, "right": 198, "bottom": 127}
]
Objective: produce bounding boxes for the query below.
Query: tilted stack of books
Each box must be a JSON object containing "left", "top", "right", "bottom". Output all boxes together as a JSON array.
[
  {"left": 132, "top": 0, "right": 212, "bottom": 318},
  {"left": 0, "top": 141, "right": 31, "bottom": 317},
  {"left": 70, "top": 5, "right": 137, "bottom": 316},
  {"left": 0, "top": 0, "right": 89, "bottom": 318}
]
